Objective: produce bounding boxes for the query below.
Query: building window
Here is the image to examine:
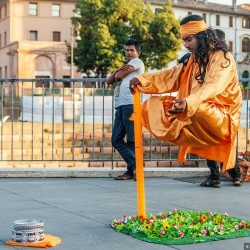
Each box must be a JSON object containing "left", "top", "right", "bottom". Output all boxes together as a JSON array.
[
  {"left": 4, "top": 4, "right": 7, "bottom": 17},
  {"left": 29, "top": 3, "right": 38, "bottom": 16},
  {"left": 30, "top": 30, "right": 38, "bottom": 41},
  {"left": 229, "top": 16, "right": 233, "bottom": 27},
  {"left": 0, "top": 67, "right": 2, "bottom": 78},
  {"left": 0, "top": 34, "right": 1, "bottom": 47},
  {"left": 0, "top": 6, "right": 2, "bottom": 19},
  {"left": 4, "top": 31, "right": 6, "bottom": 46},
  {"left": 35, "top": 76, "right": 50, "bottom": 88},
  {"left": 202, "top": 13, "right": 206, "bottom": 23},
  {"left": 63, "top": 76, "right": 70, "bottom": 88},
  {"left": 53, "top": 31, "right": 60, "bottom": 41},
  {"left": 52, "top": 4, "right": 60, "bottom": 17},
  {"left": 216, "top": 15, "right": 220, "bottom": 26},
  {"left": 242, "top": 17, "right": 250, "bottom": 29},
  {"left": 188, "top": 11, "right": 192, "bottom": 16},
  {"left": 242, "top": 37, "right": 250, "bottom": 52},
  {"left": 4, "top": 66, "right": 7, "bottom": 78},
  {"left": 229, "top": 41, "right": 233, "bottom": 52}
]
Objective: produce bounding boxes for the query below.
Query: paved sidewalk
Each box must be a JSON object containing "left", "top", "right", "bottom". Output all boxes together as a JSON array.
[{"left": 0, "top": 177, "right": 249, "bottom": 250}]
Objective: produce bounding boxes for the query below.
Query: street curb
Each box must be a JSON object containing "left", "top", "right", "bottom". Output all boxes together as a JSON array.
[{"left": 0, "top": 167, "right": 210, "bottom": 178}]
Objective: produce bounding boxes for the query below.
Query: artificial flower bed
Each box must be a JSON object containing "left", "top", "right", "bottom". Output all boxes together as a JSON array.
[{"left": 110, "top": 209, "right": 250, "bottom": 245}]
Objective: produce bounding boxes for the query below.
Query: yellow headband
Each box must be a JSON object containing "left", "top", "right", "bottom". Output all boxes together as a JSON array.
[{"left": 180, "top": 20, "right": 208, "bottom": 38}]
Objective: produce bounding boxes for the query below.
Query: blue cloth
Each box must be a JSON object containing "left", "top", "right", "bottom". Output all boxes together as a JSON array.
[
  {"left": 179, "top": 53, "right": 191, "bottom": 64},
  {"left": 112, "top": 104, "right": 135, "bottom": 176}
]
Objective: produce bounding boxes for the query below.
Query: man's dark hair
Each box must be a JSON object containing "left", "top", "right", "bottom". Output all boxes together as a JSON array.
[
  {"left": 180, "top": 14, "right": 230, "bottom": 84},
  {"left": 125, "top": 39, "right": 141, "bottom": 52},
  {"left": 214, "top": 29, "right": 225, "bottom": 41},
  {"left": 180, "top": 14, "right": 204, "bottom": 25}
]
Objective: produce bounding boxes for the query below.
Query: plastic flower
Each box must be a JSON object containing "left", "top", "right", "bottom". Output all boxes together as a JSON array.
[
  {"left": 240, "top": 221, "right": 246, "bottom": 226},
  {"left": 235, "top": 225, "right": 239, "bottom": 230},
  {"left": 138, "top": 215, "right": 145, "bottom": 221},
  {"left": 162, "top": 220, "right": 170, "bottom": 230},
  {"left": 239, "top": 221, "right": 249, "bottom": 228},
  {"left": 201, "top": 230, "right": 207, "bottom": 235},
  {"left": 179, "top": 216, "right": 184, "bottom": 222},
  {"left": 200, "top": 214, "right": 208, "bottom": 223},
  {"left": 178, "top": 231, "right": 184, "bottom": 237},
  {"left": 148, "top": 219, "right": 154, "bottom": 224},
  {"left": 213, "top": 215, "right": 222, "bottom": 224},
  {"left": 160, "top": 231, "right": 165, "bottom": 235}
]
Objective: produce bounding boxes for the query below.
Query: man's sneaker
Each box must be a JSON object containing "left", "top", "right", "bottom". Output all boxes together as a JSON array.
[{"left": 233, "top": 177, "right": 242, "bottom": 186}]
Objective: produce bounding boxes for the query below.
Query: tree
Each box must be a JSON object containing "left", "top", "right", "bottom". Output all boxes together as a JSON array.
[{"left": 67, "top": 0, "right": 182, "bottom": 77}]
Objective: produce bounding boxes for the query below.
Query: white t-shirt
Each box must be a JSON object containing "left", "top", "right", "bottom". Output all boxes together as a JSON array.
[{"left": 114, "top": 58, "right": 144, "bottom": 108}]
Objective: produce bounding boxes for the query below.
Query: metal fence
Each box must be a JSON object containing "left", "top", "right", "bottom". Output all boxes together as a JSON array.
[{"left": 0, "top": 78, "right": 249, "bottom": 167}]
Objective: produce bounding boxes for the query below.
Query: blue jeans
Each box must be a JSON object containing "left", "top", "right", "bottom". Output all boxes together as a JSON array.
[{"left": 112, "top": 105, "right": 135, "bottom": 176}]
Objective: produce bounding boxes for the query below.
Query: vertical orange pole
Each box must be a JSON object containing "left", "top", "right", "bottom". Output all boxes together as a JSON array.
[{"left": 133, "top": 88, "right": 146, "bottom": 217}]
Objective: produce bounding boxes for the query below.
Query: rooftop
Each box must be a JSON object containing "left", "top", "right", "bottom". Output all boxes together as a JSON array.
[{"left": 148, "top": 0, "right": 250, "bottom": 16}]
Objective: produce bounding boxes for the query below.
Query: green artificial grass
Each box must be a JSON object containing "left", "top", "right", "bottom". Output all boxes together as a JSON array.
[{"left": 110, "top": 209, "right": 250, "bottom": 245}]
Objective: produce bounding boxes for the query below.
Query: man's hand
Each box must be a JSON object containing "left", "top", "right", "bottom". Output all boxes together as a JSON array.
[
  {"left": 129, "top": 78, "right": 141, "bottom": 94},
  {"left": 167, "top": 98, "right": 187, "bottom": 114}
]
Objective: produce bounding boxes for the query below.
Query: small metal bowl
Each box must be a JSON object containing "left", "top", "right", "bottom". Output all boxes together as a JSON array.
[
  {"left": 13, "top": 219, "right": 44, "bottom": 231},
  {"left": 12, "top": 219, "right": 44, "bottom": 243},
  {"left": 12, "top": 229, "right": 44, "bottom": 243}
]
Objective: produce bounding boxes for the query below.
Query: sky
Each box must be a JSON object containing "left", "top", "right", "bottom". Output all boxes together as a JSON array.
[{"left": 208, "top": 0, "right": 250, "bottom": 5}]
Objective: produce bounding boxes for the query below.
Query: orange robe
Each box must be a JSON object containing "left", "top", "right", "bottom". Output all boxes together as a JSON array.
[{"left": 136, "top": 51, "right": 242, "bottom": 172}]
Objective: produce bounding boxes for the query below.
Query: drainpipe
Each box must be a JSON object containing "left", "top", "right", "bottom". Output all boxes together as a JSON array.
[
  {"left": 234, "top": 15, "right": 239, "bottom": 75},
  {"left": 209, "top": 11, "right": 214, "bottom": 27}
]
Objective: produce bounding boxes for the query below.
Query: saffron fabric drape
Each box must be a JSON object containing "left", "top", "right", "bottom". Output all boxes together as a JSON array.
[
  {"left": 136, "top": 51, "right": 242, "bottom": 172},
  {"left": 6, "top": 234, "right": 61, "bottom": 248}
]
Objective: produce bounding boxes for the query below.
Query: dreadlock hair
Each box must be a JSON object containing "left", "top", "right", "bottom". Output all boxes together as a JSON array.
[{"left": 180, "top": 15, "right": 230, "bottom": 84}]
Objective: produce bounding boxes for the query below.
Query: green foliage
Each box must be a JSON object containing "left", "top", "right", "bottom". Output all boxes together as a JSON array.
[{"left": 68, "top": 0, "right": 182, "bottom": 77}]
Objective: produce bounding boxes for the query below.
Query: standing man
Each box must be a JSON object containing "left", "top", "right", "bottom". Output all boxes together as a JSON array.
[
  {"left": 129, "top": 15, "right": 242, "bottom": 187},
  {"left": 178, "top": 28, "right": 242, "bottom": 187},
  {"left": 205, "top": 29, "right": 241, "bottom": 187},
  {"left": 107, "top": 39, "right": 144, "bottom": 180}
]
